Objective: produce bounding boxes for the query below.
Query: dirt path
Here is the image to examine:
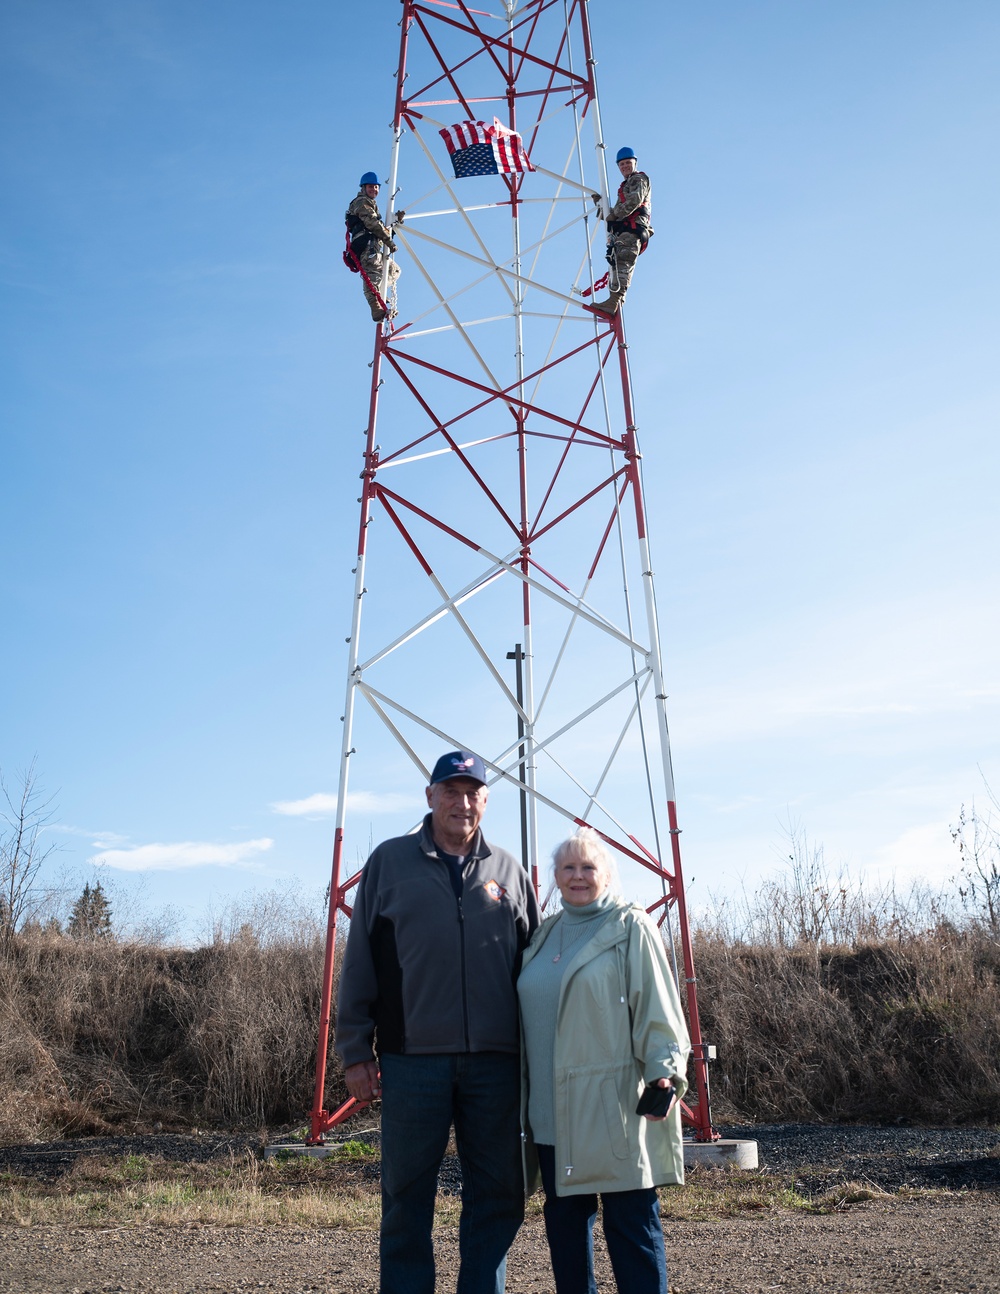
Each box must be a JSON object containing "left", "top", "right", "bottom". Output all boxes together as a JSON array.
[{"left": 2, "top": 1195, "right": 998, "bottom": 1294}]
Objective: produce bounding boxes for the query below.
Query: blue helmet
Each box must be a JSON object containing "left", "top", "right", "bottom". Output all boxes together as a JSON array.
[
  {"left": 359, "top": 171, "right": 381, "bottom": 186},
  {"left": 615, "top": 146, "right": 636, "bottom": 163}
]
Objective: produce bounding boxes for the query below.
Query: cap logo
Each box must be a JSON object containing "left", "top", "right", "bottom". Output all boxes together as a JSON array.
[{"left": 452, "top": 757, "right": 475, "bottom": 771}]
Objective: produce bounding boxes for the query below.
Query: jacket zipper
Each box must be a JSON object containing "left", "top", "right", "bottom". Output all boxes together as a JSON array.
[
  {"left": 554, "top": 915, "right": 628, "bottom": 1181},
  {"left": 458, "top": 875, "right": 470, "bottom": 1050},
  {"left": 564, "top": 1071, "right": 574, "bottom": 1179}
]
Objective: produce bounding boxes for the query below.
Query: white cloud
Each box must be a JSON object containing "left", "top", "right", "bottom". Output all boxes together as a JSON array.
[
  {"left": 868, "top": 821, "right": 956, "bottom": 887},
  {"left": 271, "top": 793, "right": 339, "bottom": 817},
  {"left": 89, "top": 838, "right": 274, "bottom": 873},
  {"left": 271, "top": 790, "right": 422, "bottom": 818},
  {"left": 91, "top": 832, "right": 130, "bottom": 849},
  {"left": 50, "top": 824, "right": 129, "bottom": 846}
]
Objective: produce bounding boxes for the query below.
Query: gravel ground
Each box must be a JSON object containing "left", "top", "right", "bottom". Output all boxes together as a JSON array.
[
  {"left": 721, "top": 1123, "right": 1000, "bottom": 1194},
  {"left": 0, "top": 1132, "right": 263, "bottom": 1183},
  {"left": 1, "top": 1125, "right": 998, "bottom": 1293},
  {"left": 1, "top": 1199, "right": 998, "bottom": 1293},
  {"left": 4, "top": 1122, "right": 998, "bottom": 1193}
]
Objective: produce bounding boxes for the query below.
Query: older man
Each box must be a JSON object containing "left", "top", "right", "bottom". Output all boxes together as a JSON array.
[
  {"left": 587, "top": 146, "right": 653, "bottom": 317},
  {"left": 336, "top": 750, "right": 540, "bottom": 1294}
]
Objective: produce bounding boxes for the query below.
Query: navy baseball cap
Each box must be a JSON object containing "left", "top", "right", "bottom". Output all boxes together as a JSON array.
[{"left": 429, "top": 750, "right": 488, "bottom": 786}]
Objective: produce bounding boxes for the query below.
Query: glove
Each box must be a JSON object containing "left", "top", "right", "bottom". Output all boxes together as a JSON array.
[
  {"left": 393, "top": 210, "right": 406, "bottom": 227},
  {"left": 387, "top": 239, "right": 398, "bottom": 254},
  {"left": 592, "top": 193, "right": 606, "bottom": 221}
]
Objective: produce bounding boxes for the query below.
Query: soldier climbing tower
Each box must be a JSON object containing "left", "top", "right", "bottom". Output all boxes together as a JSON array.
[{"left": 309, "top": 0, "right": 718, "bottom": 1145}]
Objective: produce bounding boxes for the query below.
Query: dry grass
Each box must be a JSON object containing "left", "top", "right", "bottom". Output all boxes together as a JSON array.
[
  {"left": 693, "top": 922, "right": 1000, "bottom": 1124},
  {"left": 1, "top": 868, "right": 998, "bottom": 1139},
  {"left": 0, "top": 1148, "right": 463, "bottom": 1229},
  {"left": 0, "top": 1153, "right": 952, "bottom": 1230},
  {"left": 688, "top": 831, "right": 1000, "bottom": 1124},
  {"left": 0, "top": 905, "right": 343, "bottom": 1140},
  {"left": 658, "top": 1173, "right": 810, "bottom": 1219},
  {"left": 660, "top": 1167, "right": 955, "bottom": 1220}
]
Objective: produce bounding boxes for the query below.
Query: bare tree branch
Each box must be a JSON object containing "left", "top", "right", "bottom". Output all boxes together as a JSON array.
[
  {"left": 951, "top": 786, "right": 1000, "bottom": 938},
  {"left": 0, "top": 760, "right": 58, "bottom": 951}
]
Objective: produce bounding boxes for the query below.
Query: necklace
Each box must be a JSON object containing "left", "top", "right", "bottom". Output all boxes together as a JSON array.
[{"left": 551, "top": 912, "right": 599, "bottom": 962}]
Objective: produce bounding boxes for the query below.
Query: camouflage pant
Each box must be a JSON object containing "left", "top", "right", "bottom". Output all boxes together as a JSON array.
[
  {"left": 607, "top": 230, "right": 642, "bottom": 298},
  {"left": 360, "top": 242, "right": 401, "bottom": 309}
]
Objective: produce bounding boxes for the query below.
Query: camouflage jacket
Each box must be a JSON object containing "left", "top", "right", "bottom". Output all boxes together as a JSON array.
[
  {"left": 346, "top": 192, "right": 392, "bottom": 245},
  {"left": 607, "top": 171, "right": 653, "bottom": 235}
]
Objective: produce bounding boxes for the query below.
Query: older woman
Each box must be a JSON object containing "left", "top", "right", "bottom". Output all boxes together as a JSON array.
[{"left": 517, "top": 828, "right": 691, "bottom": 1294}]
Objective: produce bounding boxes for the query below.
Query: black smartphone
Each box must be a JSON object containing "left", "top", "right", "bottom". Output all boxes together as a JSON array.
[{"left": 635, "top": 1082, "right": 676, "bottom": 1118}]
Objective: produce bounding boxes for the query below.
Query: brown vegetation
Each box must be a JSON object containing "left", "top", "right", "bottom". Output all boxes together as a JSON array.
[
  {"left": 1, "top": 811, "right": 998, "bottom": 1143},
  {"left": 0, "top": 922, "right": 337, "bottom": 1143},
  {"left": 688, "top": 819, "right": 1000, "bottom": 1125},
  {"left": 694, "top": 931, "right": 1000, "bottom": 1124}
]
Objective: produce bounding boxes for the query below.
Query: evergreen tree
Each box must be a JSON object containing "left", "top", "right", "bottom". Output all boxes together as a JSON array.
[{"left": 68, "top": 881, "right": 113, "bottom": 940}]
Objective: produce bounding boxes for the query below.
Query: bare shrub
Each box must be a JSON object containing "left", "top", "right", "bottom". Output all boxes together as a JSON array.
[
  {"left": 701, "top": 820, "right": 953, "bottom": 949},
  {"left": 175, "top": 942, "right": 325, "bottom": 1125},
  {"left": 951, "top": 787, "right": 1000, "bottom": 937},
  {"left": 692, "top": 823, "right": 1000, "bottom": 1124},
  {"left": 695, "top": 927, "right": 1000, "bottom": 1123},
  {"left": 0, "top": 762, "right": 57, "bottom": 951},
  {"left": 0, "top": 890, "right": 338, "bottom": 1142}
]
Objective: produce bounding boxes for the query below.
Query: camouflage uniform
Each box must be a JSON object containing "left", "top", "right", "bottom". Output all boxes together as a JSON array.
[
  {"left": 346, "top": 191, "right": 401, "bottom": 321},
  {"left": 592, "top": 170, "right": 652, "bottom": 315}
]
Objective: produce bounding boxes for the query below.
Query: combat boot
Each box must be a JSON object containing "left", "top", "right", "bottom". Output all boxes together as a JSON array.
[
  {"left": 370, "top": 302, "right": 387, "bottom": 322},
  {"left": 586, "top": 290, "right": 624, "bottom": 316}
]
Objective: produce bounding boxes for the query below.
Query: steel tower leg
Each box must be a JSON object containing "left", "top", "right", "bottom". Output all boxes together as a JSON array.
[{"left": 308, "top": 0, "right": 717, "bottom": 1145}]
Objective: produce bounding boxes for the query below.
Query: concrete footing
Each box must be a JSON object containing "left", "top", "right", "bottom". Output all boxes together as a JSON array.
[
  {"left": 264, "top": 1142, "right": 338, "bottom": 1160},
  {"left": 684, "top": 1138, "right": 759, "bottom": 1170}
]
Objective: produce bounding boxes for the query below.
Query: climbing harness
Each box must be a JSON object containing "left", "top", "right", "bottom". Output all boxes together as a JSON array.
[{"left": 343, "top": 225, "right": 394, "bottom": 317}]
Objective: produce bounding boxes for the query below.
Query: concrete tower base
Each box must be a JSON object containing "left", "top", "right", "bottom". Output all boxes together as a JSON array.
[{"left": 684, "top": 1138, "right": 759, "bottom": 1170}]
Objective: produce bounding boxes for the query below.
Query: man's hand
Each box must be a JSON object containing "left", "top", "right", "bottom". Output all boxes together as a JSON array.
[
  {"left": 344, "top": 1060, "right": 381, "bottom": 1102},
  {"left": 393, "top": 210, "right": 405, "bottom": 227},
  {"left": 387, "top": 239, "right": 398, "bottom": 254}
]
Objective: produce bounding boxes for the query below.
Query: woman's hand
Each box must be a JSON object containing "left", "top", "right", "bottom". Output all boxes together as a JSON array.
[{"left": 642, "top": 1077, "right": 677, "bottom": 1122}]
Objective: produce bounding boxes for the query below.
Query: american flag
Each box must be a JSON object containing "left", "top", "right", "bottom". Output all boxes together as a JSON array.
[{"left": 439, "top": 118, "right": 535, "bottom": 178}]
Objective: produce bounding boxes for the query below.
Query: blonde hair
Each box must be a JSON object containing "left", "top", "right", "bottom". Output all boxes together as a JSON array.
[{"left": 552, "top": 827, "right": 620, "bottom": 895}]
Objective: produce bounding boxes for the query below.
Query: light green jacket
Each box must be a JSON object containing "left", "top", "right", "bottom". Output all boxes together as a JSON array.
[{"left": 520, "top": 898, "right": 691, "bottom": 1196}]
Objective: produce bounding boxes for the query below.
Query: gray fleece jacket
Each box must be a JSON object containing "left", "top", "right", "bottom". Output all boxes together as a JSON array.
[{"left": 335, "top": 816, "right": 540, "bottom": 1068}]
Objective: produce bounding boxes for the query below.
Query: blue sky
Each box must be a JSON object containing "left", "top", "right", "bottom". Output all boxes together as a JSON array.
[{"left": 2, "top": 1, "right": 998, "bottom": 939}]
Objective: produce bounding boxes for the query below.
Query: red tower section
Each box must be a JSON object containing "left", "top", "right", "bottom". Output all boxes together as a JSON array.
[{"left": 310, "top": 0, "right": 718, "bottom": 1144}]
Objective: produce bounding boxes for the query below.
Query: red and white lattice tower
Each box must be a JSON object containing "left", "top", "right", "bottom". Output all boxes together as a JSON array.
[{"left": 309, "top": 0, "right": 718, "bottom": 1144}]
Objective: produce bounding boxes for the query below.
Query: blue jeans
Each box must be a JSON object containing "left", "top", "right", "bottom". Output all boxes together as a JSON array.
[
  {"left": 379, "top": 1052, "right": 524, "bottom": 1294},
  {"left": 536, "top": 1144, "right": 668, "bottom": 1294}
]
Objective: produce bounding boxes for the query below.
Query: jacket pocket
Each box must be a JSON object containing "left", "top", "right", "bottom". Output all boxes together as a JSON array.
[{"left": 599, "top": 1076, "right": 630, "bottom": 1160}]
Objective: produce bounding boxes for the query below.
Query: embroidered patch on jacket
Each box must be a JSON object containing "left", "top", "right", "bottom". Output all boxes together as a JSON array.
[{"left": 483, "top": 879, "right": 506, "bottom": 902}]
